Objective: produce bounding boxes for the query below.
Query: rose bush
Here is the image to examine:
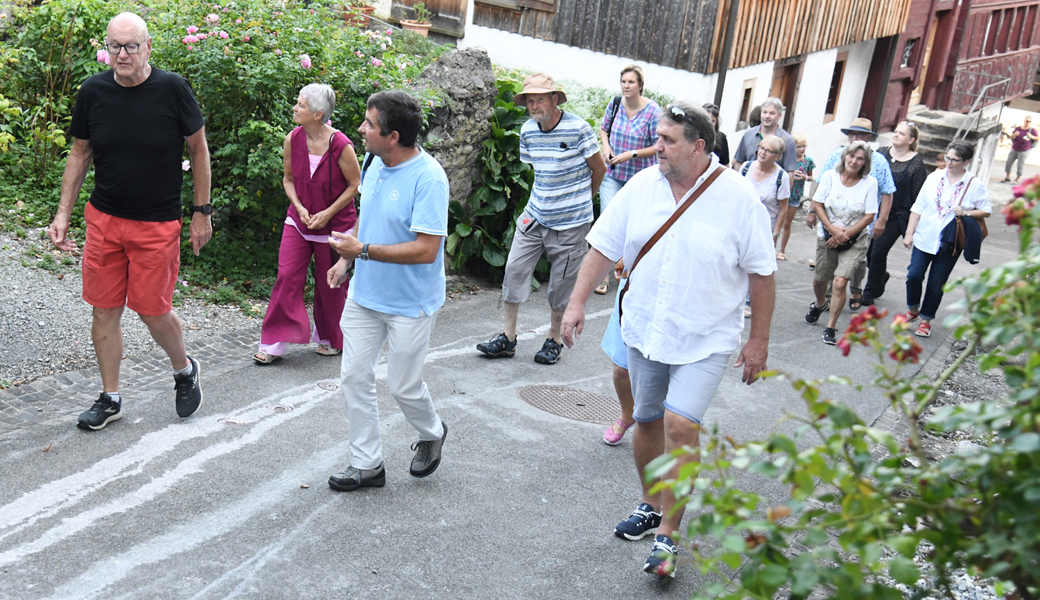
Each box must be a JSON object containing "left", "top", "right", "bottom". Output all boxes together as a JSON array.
[{"left": 649, "top": 177, "right": 1040, "bottom": 599}]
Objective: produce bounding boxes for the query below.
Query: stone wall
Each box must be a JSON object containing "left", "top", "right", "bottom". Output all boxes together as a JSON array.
[
  {"left": 415, "top": 47, "right": 497, "bottom": 207},
  {"left": 909, "top": 110, "right": 1003, "bottom": 182}
]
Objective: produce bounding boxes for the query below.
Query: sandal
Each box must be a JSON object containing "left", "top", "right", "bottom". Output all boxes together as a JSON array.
[
  {"left": 594, "top": 280, "right": 610, "bottom": 295},
  {"left": 315, "top": 344, "right": 342, "bottom": 356},
  {"left": 603, "top": 418, "right": 634, "bottom": 446},
  {"left": 849, "top": 296, "right": 862, "bottom": 311},
  {"left": 809, "top": 262, "right": 815, "bottom": 270},
  {"left": 776, "top": 252, "right": 787, "bottom": 261},
  {"left": 252, "top": 351, "right": 282, "bottom": 365}
]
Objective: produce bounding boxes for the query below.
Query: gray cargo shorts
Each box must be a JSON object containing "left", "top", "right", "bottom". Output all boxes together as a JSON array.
[{"left": 501, "top": 212, "right": 590, "bottom": 313}]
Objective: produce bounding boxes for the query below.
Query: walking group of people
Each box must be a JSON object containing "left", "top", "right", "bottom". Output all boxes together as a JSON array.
[{"left": 48, "top": 11, "right": 1003, "bottom": 581}]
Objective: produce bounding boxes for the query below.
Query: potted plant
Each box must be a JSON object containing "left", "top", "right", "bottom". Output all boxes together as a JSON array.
[
  {"left": 400, "top": 2, "right": 432, "bottom": 37},
  {"left": 343, "top": 0, "right": 376, "bottom": 28}
]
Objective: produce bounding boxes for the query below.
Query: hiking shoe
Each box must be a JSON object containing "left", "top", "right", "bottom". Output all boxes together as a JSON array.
[
  {"left": 643, "top": 534, "right": 677, "bottom": 578},
  {"left": 328, "top": 463, "right": 386, "bottom": 491},
  {"left": 534, "top": 338, "right": 563, "bottom": 364},
  {"left": 173, "top": 355, "right": 203, "bottom": 418},
  {"left": 410, "top": 421, "right": 447, "bottom": 478},
  {"left": 614, "top": 503, "right": 662, "bottom": 540},
  {"left": 476, "top": 333, "right": 517, "bottom": 358},
  {"left": 822, "top": 327, "right": 837, "bottom": 345},
  {"left": 804, "top": 302, "right": 828, "bottom": 324},
  {"left": 915, "top": 321, "right": 932, "bottom": 337},
  {"left": 77, "top": 393, "right": 122, "bottom": 431}
]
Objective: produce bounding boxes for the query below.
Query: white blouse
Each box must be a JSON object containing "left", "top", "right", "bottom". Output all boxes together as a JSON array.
[{"left": 910, "top": 169, "right": 991, "bottom": 255}]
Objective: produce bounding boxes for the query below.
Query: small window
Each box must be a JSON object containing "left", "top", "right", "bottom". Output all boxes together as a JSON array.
[
  {"left": 824, "top": 52, "right": 847, "bottom": 123},
  {"left": 901, "top": 38, "right": 919, "bottom": 68},
  {"left": 738, "top": 79, "right": 756, "bottom": 127}
]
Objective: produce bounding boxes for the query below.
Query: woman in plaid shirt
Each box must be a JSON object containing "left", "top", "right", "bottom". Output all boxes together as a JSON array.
[{"left": 596, "top": 65, "right": 662, "bottom": 296}]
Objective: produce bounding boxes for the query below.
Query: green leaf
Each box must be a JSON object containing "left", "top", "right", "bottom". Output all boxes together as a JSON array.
[
  {"left": 1011, "top": 432, "right": 1040, "bottom": 452},
  {"left": 454, "top": 222, "right": 473, "bottom": 237},
  {"left": 482, "top": 246, "right": 506, "bottom": 267},
  {"left": 888, "top": 557, "right": 920, "bottom": 585},
  {"left": 888, "top": 535, "right": 918, "bottom": 559},
  {"left": 720, "top": 552, "right": 742, "bottom": 569},
  {"left": 759, "top": 564, "right": 790, "bottom": 587},
  {"left": 722, "top": 534, "right": 746, "bottom": 553}
]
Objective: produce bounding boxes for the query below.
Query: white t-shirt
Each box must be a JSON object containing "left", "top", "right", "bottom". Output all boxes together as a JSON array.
[
  {"left": 587, "top": 154, "right": 777, "bottom": 365},
  {"left": 742, "top": 162, "right": 791, "bottom": 229},
  {"left": 910, "top": 170, "right": 991, "bottom": 255},
  {"left": 814, "top": 170, "right": 879, "bottom": 238}
]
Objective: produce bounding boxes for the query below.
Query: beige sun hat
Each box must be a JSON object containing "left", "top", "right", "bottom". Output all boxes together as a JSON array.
[
  {"left": 841, "top": 117, "right": 877, "bottom": 139},
  {"left": 512, "top": 73, "right": 567, "bottom": 106}
]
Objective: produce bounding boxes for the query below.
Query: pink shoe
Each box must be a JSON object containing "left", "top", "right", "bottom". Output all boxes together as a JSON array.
[{"left": 603, "top": 418, "right": 634, "bottom": 446}]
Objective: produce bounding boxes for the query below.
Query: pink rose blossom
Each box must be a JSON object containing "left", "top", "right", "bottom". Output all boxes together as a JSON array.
[
  {"left": 219, "top": 31, "right": 229, "bottom": 39},
  {"left": 386, "top": 28, "right": 392, "bottom": 35},
  {"left": 299, "top": 54, "right": 312, "bottom": 69},
  {"left": 274, "top": 11, "right": 283, "bottom": 16},
  {"left": 243, "top": 35, "right": 250, "bottom": 42},
  {"left": 310, "top": 8, "right": 314, "bottom": 13},
  {"left": 197, "top": 33, "right": 207, "bottom": 39},
  {"left": 370, "top": 57, "right": 383, "bottom": 67},
  {"left": 187, "top": 46, "right": 194, "bottom": 50},
  {"left": 223, "top": 7, "right": 229, "bottom": 12},
  {"left": 355, "top": 51, "right": 364, "bottom": 57},
  {"left": 187, "top": 25, "right": 198, "bottom": 33},
  {"left": 97, "top": 49, "right": 109, "bottom": 64},
  {"left": 274, "top": 49, "right": 282, "bottom": 55},
  {"left": 182, "top": 160, "right": 191, "bottom": 171},
  {"left": 235, "top": 18, "right": 242, "bottom": 24},
  {"left": 206, "top": 13, "right": 219, "bottom": 23},
  {"left": 373, "top": 81, "right": 380, "bottom": 88}
]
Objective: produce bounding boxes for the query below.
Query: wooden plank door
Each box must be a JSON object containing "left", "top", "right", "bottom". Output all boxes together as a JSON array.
[{"left": 392, "top": 0, "right": 468, "bottom": 38}]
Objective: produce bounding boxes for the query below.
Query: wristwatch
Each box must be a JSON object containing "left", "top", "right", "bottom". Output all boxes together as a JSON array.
[
  {"left": 191, "top": 204, "right": 213, "bottom": 215},
  {"left": 359, "top": 243, "right": 370, "bottom": 261},
  {"left": 631, "top": 151, "right": 638, "bottom": 160}
]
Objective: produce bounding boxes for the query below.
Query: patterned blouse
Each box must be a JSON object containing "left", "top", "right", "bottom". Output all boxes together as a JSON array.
[
  {"left": 790, "top": 155, "right": 816, "bottom": 202},
  {"left": 600, "top": 98, "right": 661, "bottom": 182}
]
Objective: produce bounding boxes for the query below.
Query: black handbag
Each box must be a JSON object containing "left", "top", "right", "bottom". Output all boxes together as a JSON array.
[{"left": 823, "top": 228, "right": 860, "bottom": 252}]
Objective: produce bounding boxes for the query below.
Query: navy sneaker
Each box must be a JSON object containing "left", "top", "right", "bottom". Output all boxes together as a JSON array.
[
  {"left": 77, "top": 393, "right": 122, "bottom": 431},
  {"left": 614, "top": 503, "right": 662, "bottom": 540},
  {"left": 822, "top": 327, "right": 837, "bottom": 345},
  {"left": 174, "top": 356, "right": 203, "bottom": 418},
  {"left": 804, "top": 302, "right": 828, "bottom": 324},
  {"left": 533, "top": 338, "right": 563, "bottom": 365},
  {"left": 476, "top": 333, "right": 517, "bottom": 358},
  {"left": 643, "top": 534, "right": 677, "bottom": 578}
]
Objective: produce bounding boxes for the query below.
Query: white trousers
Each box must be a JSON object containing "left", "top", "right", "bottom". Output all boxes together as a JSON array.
[{"left": 339, "top": 299, "right": 444, "bottom": 470}]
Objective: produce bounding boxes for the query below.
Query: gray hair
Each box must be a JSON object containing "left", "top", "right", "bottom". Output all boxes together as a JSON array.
[
  {"left": 761, "top": 97, "right": 785, "bottom": 115},
  {"left": 836, "top": 141, "right": 873, "bottom": 179},
  {"left": 300, "top": 83, "right": 335, "bottom": 121},
  {"left": 668, "top": 100, "right": 715, "bottom": 152}
]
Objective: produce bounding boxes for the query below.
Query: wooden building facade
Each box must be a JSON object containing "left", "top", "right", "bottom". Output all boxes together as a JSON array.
[
  {"left": 467, "top": 0, "right": 912, "bottom": 74},
  {"left": 873, "top": 0, "right": 1040, "bottom": 131}
]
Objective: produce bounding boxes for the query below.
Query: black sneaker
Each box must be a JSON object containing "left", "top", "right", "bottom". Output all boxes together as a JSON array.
[
  {"left": 410, "top": 421, "right": 447, "bottom": 478},
  {"left": 173, "top": 355, "right": 203, "bottom": 418},
  {"left": 643, "top": 534, "right": 677, "bottom": 578},
  {"left": 328, "top": 463, "right": 387, "bottom": 491},
  {"left": 614, "top": 502, "right": 662, "bottom": 540},
  {"left": 77, "top": 393, "right": 122, "bottom": 431},
  {"left": 534, "top": 338, "right": 562, "bottom": 364},
  {"left": 822, "top": 327, "right": 837, "bottom": 345},
  {"left": 476, "top": 333, "right": 517, "bottom": 358},
  {"left": 804, "top": 302, "right": 828, "bottom": 324}
]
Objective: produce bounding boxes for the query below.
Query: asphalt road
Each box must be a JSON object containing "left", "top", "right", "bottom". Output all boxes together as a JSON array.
[{"left": 0, "top": 178, "right": 1024, "bottom": 599}]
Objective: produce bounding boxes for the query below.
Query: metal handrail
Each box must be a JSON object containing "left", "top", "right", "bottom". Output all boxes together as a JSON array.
[{"left": 954, "top": 71, "right": 1012, "bottom": 140}]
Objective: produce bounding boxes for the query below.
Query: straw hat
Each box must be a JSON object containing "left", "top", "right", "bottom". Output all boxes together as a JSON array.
[
  {"left": 512, "top": 73, "right": 567, "bottom": 106},
  {"left": 841, "top": 117, "right": 877, "bottom": 139}
]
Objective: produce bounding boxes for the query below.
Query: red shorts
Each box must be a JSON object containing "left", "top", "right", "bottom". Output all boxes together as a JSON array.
[{"left": 82, "top": 202, "right": 183, "bottom": 316}]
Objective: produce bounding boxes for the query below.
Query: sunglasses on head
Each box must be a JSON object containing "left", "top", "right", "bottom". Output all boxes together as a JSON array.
[{"left": 666, "top": 105, "right": 698, "bottom": 128}]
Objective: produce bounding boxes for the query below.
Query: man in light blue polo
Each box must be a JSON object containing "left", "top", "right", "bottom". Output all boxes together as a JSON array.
[{"left": 326, "top": 90, "right": 448, "bottom": 492}]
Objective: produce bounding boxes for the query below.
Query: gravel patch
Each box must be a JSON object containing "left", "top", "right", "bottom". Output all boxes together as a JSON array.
[{"left": 0, "top": 228, "right": 261, "bottom": 386}]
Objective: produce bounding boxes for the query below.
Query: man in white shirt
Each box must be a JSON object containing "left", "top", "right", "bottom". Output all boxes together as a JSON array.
[{"left": 561, "top": 102, "right": 777, "bottom": 578}]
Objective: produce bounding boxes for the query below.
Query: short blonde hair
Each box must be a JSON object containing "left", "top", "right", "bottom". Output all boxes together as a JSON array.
[
  {"left": 836, "top": 141, "right": 873, "bottom": 179},
  {"left": 758, "top": 134, "right": 786, "bottom": 156},
  {"left": 792, "top": 131, "right": 807, "bottom": 146},
  {"left": 620, "top": 64, "right": 644, "bottom": 92}
]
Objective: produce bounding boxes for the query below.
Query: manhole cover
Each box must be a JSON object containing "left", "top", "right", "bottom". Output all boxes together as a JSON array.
[
  {"left": 317, "top": 380, "right": 340, "bottom": 392},
  {"left": 516, "top": 385, "right": 619, "bottom": 425}
]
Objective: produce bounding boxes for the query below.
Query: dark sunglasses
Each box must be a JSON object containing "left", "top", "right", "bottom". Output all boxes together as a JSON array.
[{"left": 666, "top": 105, "right": 698, "bottom": 128}]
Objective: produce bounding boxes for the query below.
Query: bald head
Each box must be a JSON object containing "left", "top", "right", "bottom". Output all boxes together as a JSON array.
[{"left": 107, "top": 12, "right": 148, "bottom": 38}]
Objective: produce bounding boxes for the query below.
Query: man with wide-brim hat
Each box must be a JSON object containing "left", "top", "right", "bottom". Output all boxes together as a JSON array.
[
  {"left": 476, "top": 73, "right": 607, "bottom": 365},
  {"left": 807, "top": 117, "right": 895, "bottom": 310}
]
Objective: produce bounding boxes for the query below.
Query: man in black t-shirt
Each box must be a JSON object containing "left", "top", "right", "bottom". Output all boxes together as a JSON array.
[{"left": 48, "top": 12, "right": 213, "bottom": 431}]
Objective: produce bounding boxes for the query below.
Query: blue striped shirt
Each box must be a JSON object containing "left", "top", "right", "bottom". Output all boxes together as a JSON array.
[{"left": 519, "top": 111, "right": 600, "bottom": 230}]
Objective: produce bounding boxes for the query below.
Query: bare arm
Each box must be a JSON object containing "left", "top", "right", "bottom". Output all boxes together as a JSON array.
[
  {"left": 734, "top": 272, "right": 774, "bottom": 384},
  {"left": 599, "top": 128, "right": 613, "bottom": 164},
  {"left": 903, "top": 212, "right": 922, "bottom": 248},
  {"left": 185, "top": 126, "right": 212, "bottom": 255},
  {"left": 49, "top": 137, "right": 93, "bottom": 252},
  {"left": 329, "top": 230, "right": 442, "bottom": 265},
  {"left": 872, "top": 193, "right": 893, "bottom": 239},
  {"left": 607, "top": 144, "right": 659, "bottom": 166},
  {"left": 561, "top": 247, "right": 616, "bottom": 348},
  {"left": 587, "top": 152, "right": 608, "bottom": 198}
]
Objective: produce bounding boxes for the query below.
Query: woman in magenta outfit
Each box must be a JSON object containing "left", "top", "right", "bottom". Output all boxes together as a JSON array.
[{"left": 253, "top": 84, "right": 361, "bottom": 364}]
